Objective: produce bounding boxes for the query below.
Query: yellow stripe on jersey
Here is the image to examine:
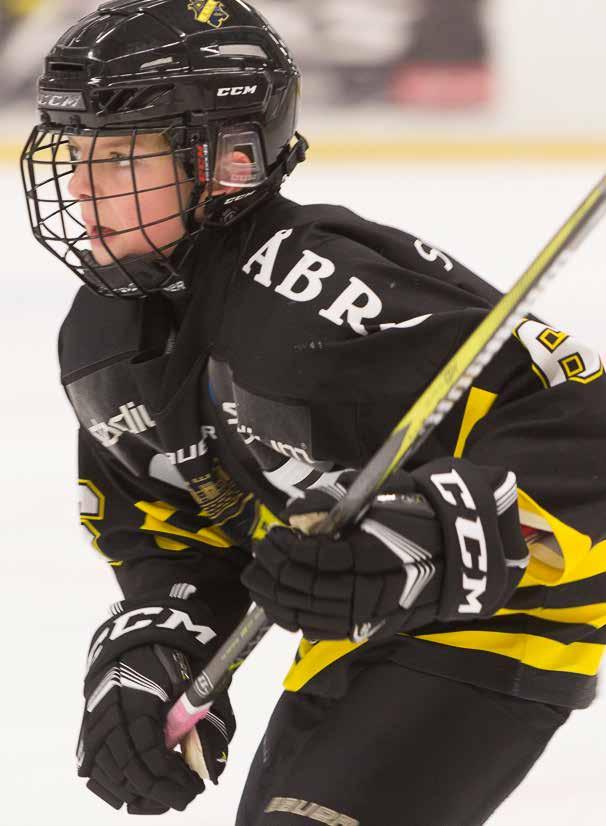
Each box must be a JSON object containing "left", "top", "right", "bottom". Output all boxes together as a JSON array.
[
  {"left": 407, "top": 630, "right": 605, "bottom": 677},
  {"left": 135, "top": 500, "right": 233, "bottom": 548},
  {"left": 282, "top": 377, "right": 606, "bottom": 699},
  {"left": 516, "top": 489, "right": 593, "bottom": 585},
  {"left": 154, "top": 535, "right": 190, "bottom": 551},
  {"left": 451, "top": 387, "right": 594, "bottom": 586},
  {"left": 252, "top": 502, "right": 286, "bottom": 540},
  {"left": 282, "top": 618, "right": 606, "bottom": 694},
  {"left": 497, "top": 604, "right": 606, "bottom": 628},
  {"left": 282, "top": 473, "right": 603, "bottom": 694},
  {"left": 283, "top": 638, "right": 366, "bottom": 692},
  {"left": 554, "top": 539, "right": 606, "bottom": 584},
  {"left": 453, "top": 387, "right": 498, "bottom": 458}
]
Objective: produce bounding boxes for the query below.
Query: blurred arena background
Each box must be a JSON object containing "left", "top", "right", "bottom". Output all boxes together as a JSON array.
[{"left": 2, "top": 0, "right": 606, "bottom": 161}]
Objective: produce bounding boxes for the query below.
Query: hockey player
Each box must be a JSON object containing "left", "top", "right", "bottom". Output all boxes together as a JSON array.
[{"left": 21, "top": 0, "right": 606, "bottom": 823}]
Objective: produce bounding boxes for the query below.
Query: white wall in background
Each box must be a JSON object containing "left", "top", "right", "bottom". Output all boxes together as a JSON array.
[{"left": 490, "top": 0, "right": 606, "bottom": 135}]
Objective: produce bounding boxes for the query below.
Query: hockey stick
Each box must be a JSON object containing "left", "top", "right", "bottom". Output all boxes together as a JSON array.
[{"left": 165, "top": 174, "right": 606, "bottom": 752}]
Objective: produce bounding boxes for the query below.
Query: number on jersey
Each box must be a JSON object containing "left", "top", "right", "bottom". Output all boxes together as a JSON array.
[{"left": 514, "top": 319, "right": 603, "bottom": 388}]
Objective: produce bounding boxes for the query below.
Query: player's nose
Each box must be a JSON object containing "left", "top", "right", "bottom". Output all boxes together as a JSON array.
[{"left": 67, "top": 160, "right": 95, "bottom": 200}]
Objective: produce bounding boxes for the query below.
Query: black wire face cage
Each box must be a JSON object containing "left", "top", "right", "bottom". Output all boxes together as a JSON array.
[{"left": 20, "top": 121, "right": 271, "bottom": 298}]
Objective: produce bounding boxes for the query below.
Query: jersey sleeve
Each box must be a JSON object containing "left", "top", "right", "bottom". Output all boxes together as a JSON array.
[
  {"left": 77, "top": 426, "right": 251, "bottom": 634},
  {"left": 346, "top": 309, "right": 606, "bottom": 588},
  {"left": 459, "top": 317, "right": 606, "bottom": 584}
]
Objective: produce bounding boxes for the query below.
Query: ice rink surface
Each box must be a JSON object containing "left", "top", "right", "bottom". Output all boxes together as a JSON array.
[{"left": 2, "top": 157, "right": 606, "bottom": 825}]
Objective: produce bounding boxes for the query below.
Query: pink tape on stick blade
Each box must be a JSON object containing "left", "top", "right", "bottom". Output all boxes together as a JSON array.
[{"left": 165, "top": 697, "right": 213, "bottom": 750}]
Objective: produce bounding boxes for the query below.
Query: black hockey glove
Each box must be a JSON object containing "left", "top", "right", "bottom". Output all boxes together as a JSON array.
[
  {"left": 77, "top": 584, "right": 235, "bottom": 814},
  {"left": 243, "top": 458, "right": 529, "bottom": 642}
]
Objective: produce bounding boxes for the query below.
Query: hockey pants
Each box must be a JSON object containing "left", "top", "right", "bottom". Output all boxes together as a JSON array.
[{"left": 235, "top": 662, "right": 570, "bottom": 826}]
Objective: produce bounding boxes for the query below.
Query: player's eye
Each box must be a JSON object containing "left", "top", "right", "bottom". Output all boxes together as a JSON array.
[
  {"left": 68, "top": 144, "right": 81, "bottom": 163},
  {"left": 109, "top": 152, "right": 133, "bottom": 168}
]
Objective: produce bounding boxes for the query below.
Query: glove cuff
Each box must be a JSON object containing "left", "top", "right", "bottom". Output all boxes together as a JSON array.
[{"left": 86, "top": 583, "right": 221, "bottom": 684}]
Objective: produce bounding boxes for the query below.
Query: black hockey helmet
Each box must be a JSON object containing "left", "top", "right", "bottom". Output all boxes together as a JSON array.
[{"left": 21, "top": 0, "right": 307, "bottom": 298}]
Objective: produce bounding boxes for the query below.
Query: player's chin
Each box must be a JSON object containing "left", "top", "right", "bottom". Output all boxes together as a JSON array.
[
  {"left": 88, "top": 233, "right": 172, "bottom": 266},
  {"left": 88, "top": 233, "right": 126, "bottom": 265}
]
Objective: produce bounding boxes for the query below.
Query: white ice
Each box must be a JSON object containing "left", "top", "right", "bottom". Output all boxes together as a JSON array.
[{"left": 2, "top": 158, "right": 605, "bottom": 825}]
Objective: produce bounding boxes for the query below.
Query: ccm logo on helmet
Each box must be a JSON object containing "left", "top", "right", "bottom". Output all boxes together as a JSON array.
[
  {"left": 217, "top": 85, "right": 258, "bottom": 97},
  {"left": 430, "top": 468, "right": 488, "bottom": 615},
  {"left": 38, "top": 90, "right": 86, "bottom": 110}
]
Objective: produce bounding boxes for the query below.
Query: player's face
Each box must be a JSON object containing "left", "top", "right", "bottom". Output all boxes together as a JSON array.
[{"left": 66, "top": 133, "right": 193, "bottom": 266}]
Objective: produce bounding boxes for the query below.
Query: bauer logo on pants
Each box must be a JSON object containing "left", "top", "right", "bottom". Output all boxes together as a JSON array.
[{"left": 265, "top": 797, "right": 359, "bottom": 825}]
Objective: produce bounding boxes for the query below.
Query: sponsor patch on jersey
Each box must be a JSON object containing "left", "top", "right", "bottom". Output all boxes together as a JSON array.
[
  {"left": 88, "top": 401, "right": 155, "bottom": 448},
  {"left": 187, "top": 0, "right": 229, "bottom": 28},
  {"left": 188, "top": 457, "right": 251, "bottom": 522},
  {"left": 210, "top": 359, "right": 314, "bottom": 455}
]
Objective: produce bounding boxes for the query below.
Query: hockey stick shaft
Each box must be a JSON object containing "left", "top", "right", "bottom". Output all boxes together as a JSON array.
[
  {"left": 314, "top": 176, "right": 606, "bottom": 534},
  {"left": 165, "top": 174, "right": 606, "bottom": 749}
]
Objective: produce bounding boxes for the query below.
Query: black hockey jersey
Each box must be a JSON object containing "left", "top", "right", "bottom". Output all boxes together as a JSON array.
[{"left": 59, "top": 195, "right": 606, "bottom": 709}]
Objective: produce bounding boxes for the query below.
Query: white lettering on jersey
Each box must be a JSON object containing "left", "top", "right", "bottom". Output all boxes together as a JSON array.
[
  {"left": 243, "top": 228, "right": 293, "bottom": 287},
  {"left": 319, "top": 276, "right": 382, "bottom": 335},
  {"left": 414, "top": 239, "right": 454, "bottom": 271},
  {"left": 269, "top": 440, "right": 313, "bottom": 464},
  {"left": 275, "top": 249, "right": 335, "bottom": 301},
  {"left": 222, "top": 402, "right": 238, "bottom": 425},
  {"left": 243, "top": 230, "right": 385, "bottom": 335},
  {"left": 165, "top": 426, "right": 217, "bottom": 465},
  {"left": 242, "top": 230, "right": 439, "bottom": 337},
  {"left": 88, "top": 402, "right": 155, "bottom": 447},
  {"left": 379, "top": 314, "right": 432, "bottom": 331},
  {"left": 220, "top": 397, "right": 314, "bottom": 463}
]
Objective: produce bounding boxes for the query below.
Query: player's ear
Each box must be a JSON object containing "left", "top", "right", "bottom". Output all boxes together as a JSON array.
[
  {"left": 193, "top": 150, "right": 252, "bottom": 221},
  {"left": 211, "top": 150, "right": 253, "bottom": 195}
]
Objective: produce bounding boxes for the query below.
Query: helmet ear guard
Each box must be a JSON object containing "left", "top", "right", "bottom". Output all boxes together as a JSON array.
[
  {"left": 168, "top": 119, "right": 307, "bottom": 229},
  {"left": 215, "top": 127, "right": 267, "bottom": 188},
  {"left": 188, "top": 125, "right": 308, "bottom": 228}
]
